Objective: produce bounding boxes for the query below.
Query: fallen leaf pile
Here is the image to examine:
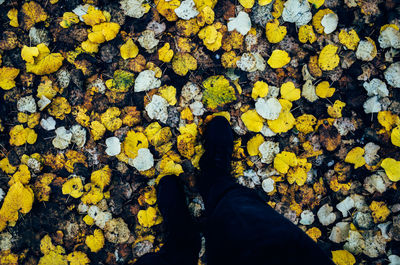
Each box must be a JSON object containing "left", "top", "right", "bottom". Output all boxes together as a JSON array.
[{"left": 0, "top": 0, "right": 399, "bottom": 264}]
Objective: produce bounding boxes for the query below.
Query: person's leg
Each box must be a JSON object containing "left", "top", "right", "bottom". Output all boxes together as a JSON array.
[
  {"left": 135, "top": 175, "right": 200, "bottom": 265},
  {"left": 199, "top": 116, "right": 334, "bottom": 265}
]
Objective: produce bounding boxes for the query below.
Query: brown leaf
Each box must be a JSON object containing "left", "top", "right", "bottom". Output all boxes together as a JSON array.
[{"left": 319, "top": 122, "right": 341, "bottom": 151}]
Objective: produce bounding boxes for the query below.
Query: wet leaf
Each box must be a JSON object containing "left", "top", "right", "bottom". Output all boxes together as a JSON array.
[
  {"left": 0, "top": 67, "right": 20, "bottom": 90},
  {"left": 268, "top": 50, "right": 291, "bottom": 69},
  {"left": 21, "top": 1, "right": 48, "bottom": 30},
  {"left": 318, "top": 44, "right": 340, "bottom": 71},
  {"left": 202, "top": 75, "right": 236, "bottom": 109}
]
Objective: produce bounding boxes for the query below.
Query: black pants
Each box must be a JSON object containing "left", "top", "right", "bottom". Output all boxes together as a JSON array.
[{"left": 135, "top": 178, "right": 335, "bottom": 265}]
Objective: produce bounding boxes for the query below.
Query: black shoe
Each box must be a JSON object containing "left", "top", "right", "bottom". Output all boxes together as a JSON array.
[
  {"left": 198, "top": 116, "right": 234, "bottom": 192},
  {"left": 156, "top": 175, "right": 200, "bottom": 265}
]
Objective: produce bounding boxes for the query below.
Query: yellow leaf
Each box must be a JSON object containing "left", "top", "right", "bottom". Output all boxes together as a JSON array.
[
  {"left": 177, "top": 18, "right": 200, "bottom": 37},
  {"left": 221, "top": 51, "right": 239, "bottom": 68},
  {"left": 338, "top": 29, "right": 360, "bottom": 50},
  {"left": 308, "top": 55, "right": 322, "bottom": 77},
  {"left": 251, "top": 81, "right": 269, "bottom": 100},
  {"left": 0, "top": 67, "right": 20, "bottom": 90},
  {"left": 64, "top": 150, "right": 87, "bottom": 174},
  {"left": 100, "top": 107, "right": 122, "bottom": 131},
  {"left": 193, "top": 0, "right": 218, "bottom": 9},
  {"left": 81, "top": 183, "right": 103, "bottom": 205},
  {"left": 144, "top": 122, "right": 172, "bottom": 147},
  {"left": 306, "top": 227, "right": 322, "bottom": 242},
  {"left": 26, "top": 44, "right": 64, "bottom": 75},
  {"left": 272, "top": 0, "right": 284, "bottom": 18},
  {"left": 7, "top": 9, "right": 19, "bottom": 27},
  {"left": 120, "top": 39, "right": 139, "bottom": 59},
  {"left": 155, "top": 0, "right": 180, "bottom": 21},
  {"left": 83, "top": 215, "right": 94, "bottom": 225},
  {"left": 267, "top": 99, "right": 296, "bottom": 133},
  {"left": 369, "top": 201, "right": 390, "bottom": 223},
  {"left": 81, "top": 40, "right": 100, "bottom": 53},
  {"left": 21, "top": 45, "right": 39, "bottom": 64},
  {"left": 197, "top": 6, "right": 215, "bottom": 26},
  {"left": 48, "top": 97, "right": 71, "bottom": 120},
  {"left": 265, "top": 19, "right": 287, "bottom": 44},
  {"left": 157, "top": 156, "right": 183, "bottom": 178},
  {"left": 331, "top": 250, "right": 355, "bottom": 265},
  {"left": 158, "top": 43, "right": 174, "bottom": 63},
  {"left": 298, "top": 25, "right": 317, "bottom": 44},
  {"left": 0, "top": 158, "right": 17, "bottom": 174},
  {"left": 177, "top": 133, "right": 196, "bottom": 159},
  {"left": 172, "top": 53, "right": 197, "bottom": 76},
  {"left": 59, "top": 12, "right": 79, "bottom": 28},
  {"left": 287, "top": 158, "right": 311, "bottom": 186},
  {"left": 38, "top": 235, "right": 67, "bottom": 265},
  {"left": 159, "top": 85, "right": 177, "bottom": 105},
  {"left": 88, "top": 22, "right": 120, "bottom": 44},
  {"left": 82, "top": 6, "right": 107, "bottom": 26},
  {"left": 85, "top": 229, "right": 104, "bottom": 253},
  {"left": 67, "top": 251, "right": 90, "bottom": 265},
  {"left": 9, "top": 165, "right": 31, "bottom": 186},
  {"left": 380, "top": 24, "right": 400, "bottom": 32},
  {"left": 181, "top": 107, "right": 194, "bottom": 121},
  {"left": 378, "top": 111, "right": 400, "bottom": 131},
  {"left": 327, "top": 100, "right": 346, "bottom": 118},
  {"left": 391, "top": 126, "right": 400, "bottom": 147},
  {"left": 90, "top": 121, "right": 106, "bottom": 141},
  {"left": 318, "top": 44, "right": 340, "bottom": 71},
  {"left": 381, "top": 158, "right": 400, "bottom": 182},
  {"left": 9, "top": 125, "right": 37, "bottom": 146},
  {"left": 345, "top": 147, "right": 365, "bottom": 169},
  {"left": 123, "top": 131, "right": 149, "bottom": 159},
  {"left": 312, "top": 8, "right": 334, "bottom": 34},
  {"left": 21, "top": 1, "right": 48, "bottom": 30},
  {"left": 259, "top": 0, "right": 273, "bottom": 5},
  {"left": 62, "top": 177, "right": 84, "bottom": 198},
  {"left": 238, "top": 0, "right": 254, "bottom": 8},
  {"left": 316, "top": 81, "right": 335, "bottom": 98},
  {"left": 273, "top": 151, "right": 297, "bottom": 174},
  {"left": 40, "top": 234, "right": 64, "bottom": 255},
  {"left": 202, "top": 75, "right": 236, "bottom": 109},
  {"left": 34, "top": 173, "right": 54, "bottom": 202},
  {"left": 0, "top": 250, "right": 18, "bottom": 264},
  {"left": 105, "top": 70, "right": 135, "bottom": 93},
  {"left": 212, "top": 111, "right": 231, "bottom": 122},
  {"left": 222, "top": 31, "right": 244, "bottom": 52},
  {"left": 267, "top": 50, "right": 290, "bottom": 69},
  {"left": 247, "top": 134, "right": 264, "bottom": 156},
  {"left": 142, "top": 187, "right": 157, "bottom": 205},
  {"left": 241, "top": 109, "right": 265, "bottom": 132},
  {"left": 280, "top": 82, "right": 300, "bottom": 101},
  {"left": 179, "top": 123, "right": 198, "bottom": 137},
  {"left": 198, "top": 24, "right": 222, "bottom": 51},
  {"left": 295, "top": 114, "right": 316, "bottom": 134},
  {"left": 0, "top": 182, "right": 34, "bottom": 231},
  {"left": 37, "top": 76, "right": 58, "bottom": 100},
  {"left": 308, "top": 0, "right": 324, "bottom": 8},
  {"left": 122, "top": 106, "right": 141, "bottom": 126},
  {"left": 91, "top": 165, "right": 112, "bottom": 190},
  {"left": 137, "top": 207, "right": 162, "bottom": 228}
]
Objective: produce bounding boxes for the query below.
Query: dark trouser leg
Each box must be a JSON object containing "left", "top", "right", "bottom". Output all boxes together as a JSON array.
[
  {"left": 201, "top": 178, "right": 335, "bottom": 265},
  {"left": 134, "top": 252, "right": 170, "bottom": 265},
  {"left": 135, "top": 175, "right": 200, "bottom": 265}
]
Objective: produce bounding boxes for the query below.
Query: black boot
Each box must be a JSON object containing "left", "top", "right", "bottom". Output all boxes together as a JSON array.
[
  {"left": 156, "top": 175, "right": 200, "bottom": 265},
  {"left": 198, "top": 116, "right": 234, "bottom": 201}
]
